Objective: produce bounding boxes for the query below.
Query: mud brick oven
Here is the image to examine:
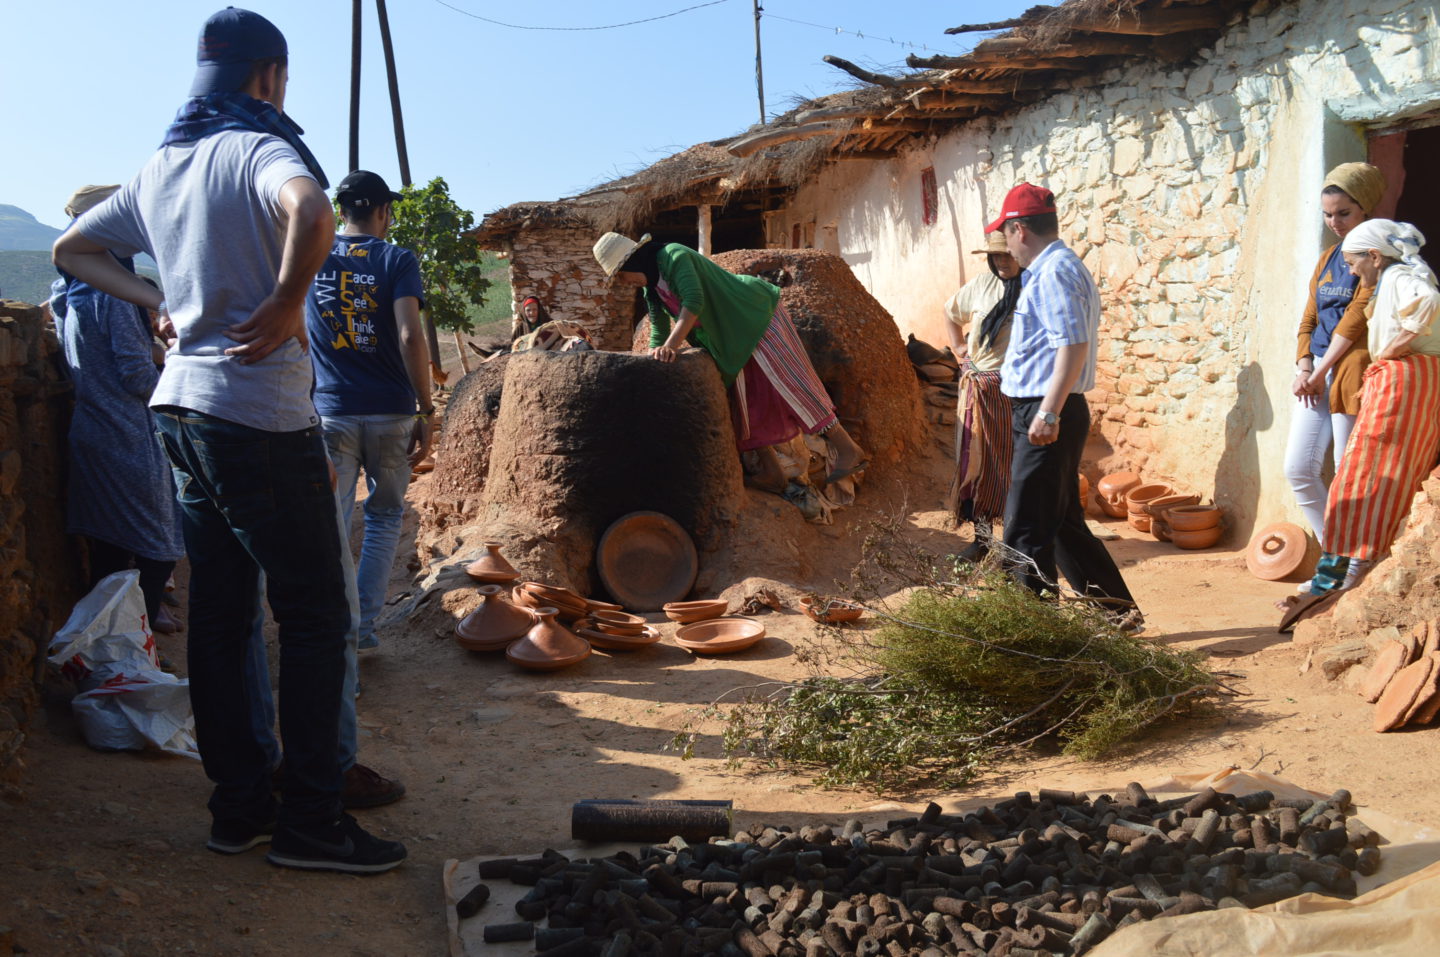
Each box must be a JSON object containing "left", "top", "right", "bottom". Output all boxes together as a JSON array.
[{"left": 0, "top": 300, "right": 84, "bottom": 786}]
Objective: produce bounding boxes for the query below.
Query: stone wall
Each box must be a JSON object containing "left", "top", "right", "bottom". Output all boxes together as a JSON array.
[
  {"left": 0, "top": 300, "right": 83, "bottom": 785},
  {"left": 505, "top": 223, "right": 639, "bottom": 350},
  {"left": 782, "top": 0, "right": 1440, "bottom": 538}
]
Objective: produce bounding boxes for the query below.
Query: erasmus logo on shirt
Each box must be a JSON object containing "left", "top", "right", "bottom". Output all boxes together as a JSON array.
[{"left": 313, "top": 268, "right": 380, "bottom": 354}]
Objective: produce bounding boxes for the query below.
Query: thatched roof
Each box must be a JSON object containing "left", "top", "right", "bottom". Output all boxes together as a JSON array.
[{"left": 474, "top": 0, "right": 1244, "bottom": 246}]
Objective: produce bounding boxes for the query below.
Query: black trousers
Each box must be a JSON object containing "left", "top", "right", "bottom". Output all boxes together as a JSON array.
[
  {"left": 1002, "top": 393, "right": 1135, "bottom": 605},
  {"left": 87, "top": 537, "right": 176, "bottom": 629}
]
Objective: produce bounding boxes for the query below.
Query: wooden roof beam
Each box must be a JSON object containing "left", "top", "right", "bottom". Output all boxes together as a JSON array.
[
  {"left": 821, "top": 55, "right": 900, "bottom": 87},
  {"left": 726, "top": 123, "right": 842, "bottom": 158},
  {"left": 968, "top": 34, "right": 1153, "bottom": 58},
  {"left": 944, "top": 5, "right": 1056, "bottom": 34}
]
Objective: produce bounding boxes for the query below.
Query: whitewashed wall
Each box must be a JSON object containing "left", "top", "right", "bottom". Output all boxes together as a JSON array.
[{"left": 779, "top": 0, "right": 1440, "bottom": 534}]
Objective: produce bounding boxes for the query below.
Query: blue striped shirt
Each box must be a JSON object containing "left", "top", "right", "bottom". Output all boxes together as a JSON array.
[{"left": 1000, "top": 240, "right": 1101, "bottom": 398}]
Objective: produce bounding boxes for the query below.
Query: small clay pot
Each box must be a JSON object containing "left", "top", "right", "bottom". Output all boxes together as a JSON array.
[
  {"left": 506, "top": 607, "right": 592, "bottom": 671},
  {"left": 465, "top": 542, "right": 521, "bottom": 584},
  {"left": 1128, "top": 513, "right": 1153, "bottom": 533},
  {"left": 1126, "top": 483, "right": 1173, "bottom": 514},
  {"left": 1097, "top": 472, "right": 1142, "bottom": 518},
  {"left": 800, "top": 596, "right": 864, "bottom": 624},
  {"left": 1171, "top": 524, "right": 1223, "bottom": 549},
  {"left": 1168, "top": 504, "right": 1222, "bottom": 532}
]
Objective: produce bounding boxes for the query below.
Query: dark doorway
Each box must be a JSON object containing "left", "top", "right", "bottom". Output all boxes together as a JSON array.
[{"left": 1373, "top": 124, "right": 1440, "bottom": 273}]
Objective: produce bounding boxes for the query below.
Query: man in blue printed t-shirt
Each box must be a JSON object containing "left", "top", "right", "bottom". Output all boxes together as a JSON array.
[
  {"left": 992, "top": 182, "right": 1142, "bottom": 633},
  {"left": 308, "top": 170, "right": 433, "bottom": 652}
]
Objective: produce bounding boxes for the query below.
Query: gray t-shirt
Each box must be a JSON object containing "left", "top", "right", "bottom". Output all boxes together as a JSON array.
[{"left": 77, "top": 130, "right": 319, "bottom": 433}]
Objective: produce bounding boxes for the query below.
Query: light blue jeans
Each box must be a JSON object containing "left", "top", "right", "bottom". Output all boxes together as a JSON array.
[
  {"left": 322, "top": 414, "right": 414, "bottom": 648},
  {"left": 1283, "top": 368, "right": 1356, "bottom": 548}
]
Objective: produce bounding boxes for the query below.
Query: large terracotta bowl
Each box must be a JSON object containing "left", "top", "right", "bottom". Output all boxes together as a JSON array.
[
  {"left": 1125, "top": 483, "right": 1172, "bottom": 514},
  {"left": 674, "top": 617, "right": 767, "bottom": 655},
  {"left": 800, "top": 596, "right": 865, "bottom": 624},
  {"left": 1172, "top": 525, "right": 1223, "bottom": 549},
  {"left": 1167, "top": 504, "right": 1222, "bottom": 532},
  {"left": 596, "top": 511, "right": 699, "bottom": 611}
]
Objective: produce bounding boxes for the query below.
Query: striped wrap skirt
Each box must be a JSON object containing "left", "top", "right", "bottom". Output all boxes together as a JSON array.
[
  {"left": 731, "top": 303, "right": 838, "bottom": 452},
  {"left": 947, "top": 364, "right": 1013, "bottom": 522},
  {"left": 1323, "top": 354, "right": 1440, "bottom": 561}
]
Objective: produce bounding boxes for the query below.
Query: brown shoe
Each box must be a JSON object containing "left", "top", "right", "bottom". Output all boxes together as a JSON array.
[
  {"left": 153, "top": 605, "right": 183, "bottom": 634},
  {"left": 343, "top": 764, "right": 406, "bottom": 809}
]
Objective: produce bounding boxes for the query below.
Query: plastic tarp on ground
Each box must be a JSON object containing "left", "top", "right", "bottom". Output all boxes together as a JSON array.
[{"left": 443, "top": 769, "right": 1440, "bottom": 956}]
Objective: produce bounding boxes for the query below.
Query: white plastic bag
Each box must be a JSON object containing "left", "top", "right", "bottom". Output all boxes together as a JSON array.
[{"left": 48, "top": 570, "right": 199, "bottom": 758}]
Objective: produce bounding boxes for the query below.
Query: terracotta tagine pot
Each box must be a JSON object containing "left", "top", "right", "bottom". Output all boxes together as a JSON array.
[
  {"left": 800, "top": 596, "right": 865, "bottom": 624},
  {"left": 1096, "top": 472, "right": 1142, "bottom": 518},
  {"left": 465, "top": 542, "right": 521, "bottom": 585},
  {"left": 1246, "top": 522, "right": 1315, "bottom": 581},
  {"left": 1171, "top": 524, "right": 1224, "bottom": 550},
  {"left": 1167, "top": 504, "right": 1223, "bottom": 532},
  {"left": 674, "top": 617, "right": 767, "bottom": 655},
  {"left": 506, "top": 607, "right": 592, "bottom": 671},
  {"left": 455, "top": 584, "right": 535, "bottom": 651}
]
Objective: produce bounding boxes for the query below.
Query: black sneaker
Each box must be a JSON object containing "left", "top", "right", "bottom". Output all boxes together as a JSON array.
[
  {"left": 207, "top": 809, "right": 277, "bottom": 855},
  {"left": 266, "top": 813, "right": 407, "bottom": 874}
]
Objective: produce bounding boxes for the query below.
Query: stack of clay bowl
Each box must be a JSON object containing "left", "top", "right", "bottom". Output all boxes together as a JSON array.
[
  {"left": 662, "top": 599, "right": 729, "bottom": 625},
  {"left": 674, "top": 617, "right": 767, "bottom": 656},
  {"left": 454, "top": 584, "right": 535, "bottom": 652},
  {"left": 1361, "top": 619, "right": 1440, "bottom": 732},
  {"left": 1166, "top": 504, "right": 1224, "bottom": 549},
  {"left": 465, "top": 542, "right": 521, "bottom": 585},
  {"left": 1144, "top": 493, "right": 1201, "bottom": 542},
  {"left": 799, "top": 596, "right": 865, "bottom": 624},
  {"left": 506, "top": 607, "right": 592, "bottom": 671},
  {"left": 1096, "top": 472, "right": 1141, "bottom": 518},
  {"left": 514, "top": 581, "right": 591, "bottom": 624},
  {"left": 1124, "top": 483, "right": 1173, "bottom": 533},
  {"left": 572, "top": 608, "right": 661, "bottom": 651}
]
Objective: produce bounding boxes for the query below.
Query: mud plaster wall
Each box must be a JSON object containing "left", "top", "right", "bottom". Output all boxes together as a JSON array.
[
  {"left": 780, "top": 0, "right": 1440, "bottom": 538},
  {"left": 504, "top": 223, "right": 638, "bottom": 350},
  {"left": 0, "top": 301, "right": 84, "bottom": 785}
]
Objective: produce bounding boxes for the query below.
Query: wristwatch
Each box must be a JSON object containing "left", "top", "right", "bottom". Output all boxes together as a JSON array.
[{"left": 1036, "top": 411, "right": 1059, "bottom": 426}]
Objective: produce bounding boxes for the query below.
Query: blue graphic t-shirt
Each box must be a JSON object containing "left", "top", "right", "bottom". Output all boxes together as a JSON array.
[
  {"left": 307, "top": 233, "right": 425, "bottom": 415},
  {"left": 1311, "top": 244, "right": 1359, "bottom": 357}
]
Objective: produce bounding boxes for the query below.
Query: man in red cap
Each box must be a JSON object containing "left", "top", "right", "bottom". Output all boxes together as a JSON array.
[{"left": 990, "top": 183, "right": 1141, "bottom": 630}]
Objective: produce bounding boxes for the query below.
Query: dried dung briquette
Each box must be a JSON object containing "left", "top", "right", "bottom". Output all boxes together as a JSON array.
[
  {"left": 1360, "top": 641, "right": 1408, "bottom": 703},
  {"left": 1374, "top": 656, "right": 1434, "bottom": 732}
]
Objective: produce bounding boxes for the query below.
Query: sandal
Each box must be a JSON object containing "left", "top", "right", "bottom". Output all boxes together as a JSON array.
[
  {"left": 824, "top": 459, "right": 870, "bottom": 485},
  {"left": 1277, "top": 588, "right": 1344, "bottom": 633}
]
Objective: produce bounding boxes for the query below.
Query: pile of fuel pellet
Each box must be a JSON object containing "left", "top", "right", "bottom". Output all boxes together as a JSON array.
[{"left": 466, "top": 784, "right": 1382, "bottom": 956}]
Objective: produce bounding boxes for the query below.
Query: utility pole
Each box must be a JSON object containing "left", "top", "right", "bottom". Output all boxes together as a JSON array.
[
  {"left": 348, "top": 0, "right": 361, "bottom": 171},
  {"left": 753, "top": 0, "right": 765, "bottom": 125}
]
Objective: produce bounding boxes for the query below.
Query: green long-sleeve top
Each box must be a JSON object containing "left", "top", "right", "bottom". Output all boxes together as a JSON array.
[{"left": 644, "top": 243, "right": 780, "bottom": 386}]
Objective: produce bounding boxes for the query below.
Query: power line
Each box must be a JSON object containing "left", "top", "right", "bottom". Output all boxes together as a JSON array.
[
  {"left": 430, "top": 0, "right": 731, "bottom": 31},
  {"left": 763, "top": 11, "right": 940, "bottom": 52}
]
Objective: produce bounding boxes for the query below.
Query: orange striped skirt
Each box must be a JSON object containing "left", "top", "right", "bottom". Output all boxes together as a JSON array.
[
  {"left": 947, "top": 365, "right": 1013, "bottom": 522},
  {"left": 1323, "top": 355, "right": 1440, "bottom": 560}
]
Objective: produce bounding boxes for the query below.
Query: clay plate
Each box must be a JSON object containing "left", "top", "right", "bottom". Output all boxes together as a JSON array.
[
  {"left": 575, "top": 623, "right": 662, "bottom": 651},
  {"left": 1424, "top": 619, "right": 1440, "bottom": 659},
  {"left": 1374, "top": 656, "right": 1434, "bottom": 732},
  {"left": 674, "top": 617, "right": 766, "bottom": 655},
  {"left": 1360, "top": 640, "right": 1409, "bottom": 703},
  {"left": 1246, "top": 522, "right": 1313, "bottom": 581},
  {"left": 1409, "top": 653, "right": 1440, "bottom": 725},
  {"left": 596, "top": 511, "right": 699, "bottom": 612},
  {"left": 663, "top": 599, "right": 729, "bottom": 624}
]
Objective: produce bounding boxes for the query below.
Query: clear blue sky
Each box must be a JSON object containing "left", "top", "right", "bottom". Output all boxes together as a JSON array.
[{"left": 2, "top": 1, "right": 1031, "bottom": 230}]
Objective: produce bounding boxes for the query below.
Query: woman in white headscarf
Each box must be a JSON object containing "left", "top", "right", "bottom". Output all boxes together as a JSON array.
[{"left": 1299, "top": 219, "right": 1440, "bottom": 601}]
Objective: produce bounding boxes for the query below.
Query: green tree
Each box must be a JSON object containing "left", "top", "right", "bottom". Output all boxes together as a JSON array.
[{"left": 388, "top": 177, "right": 490, "bottom": 334}]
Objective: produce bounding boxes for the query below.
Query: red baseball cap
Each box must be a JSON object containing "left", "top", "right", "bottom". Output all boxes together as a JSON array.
[{"left": 985, "top": 182, "right": 1057, "bottom": 233}]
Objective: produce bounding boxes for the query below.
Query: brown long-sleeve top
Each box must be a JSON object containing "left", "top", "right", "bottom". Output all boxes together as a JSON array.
[{"left": 1295, "top": 242, "right": 1373, "bottom": 415}]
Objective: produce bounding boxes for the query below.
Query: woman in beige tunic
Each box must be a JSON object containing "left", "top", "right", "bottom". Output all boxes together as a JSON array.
[{"left": 945, "top": 231, "right": 1022, "bottom": 559}]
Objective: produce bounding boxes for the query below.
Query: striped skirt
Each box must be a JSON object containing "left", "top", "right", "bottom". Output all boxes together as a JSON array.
[
  {"left": 1324, "top": 355, "right": 1440, "bottom": 561},
  {"left": 947, "top": 365, "right": 1013, "bottom": 522},
  {"left": 731, "top": 304, "right": 838, "bottom": 451}
]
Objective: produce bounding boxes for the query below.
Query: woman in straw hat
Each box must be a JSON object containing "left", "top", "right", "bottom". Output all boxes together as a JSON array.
[
  {"left": 1284, "top": 162, "right": 1386, "bottom": 570},
  {"left": 51, "top": 185, "right": 184, "bottom": 632},
  {"left": 943, "top": 231, "right": 1022, "bottom": 558},
  {"left": 593, "top": 232, "right": 867, "bottom": 486},
  {"left": 1282, "top": 220, "right": 1440, "bottom": 625}
]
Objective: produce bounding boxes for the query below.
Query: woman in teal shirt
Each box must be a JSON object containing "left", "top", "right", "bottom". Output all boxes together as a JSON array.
[{"left": 594, "top": 232, "right": 867, "bottom": 486}]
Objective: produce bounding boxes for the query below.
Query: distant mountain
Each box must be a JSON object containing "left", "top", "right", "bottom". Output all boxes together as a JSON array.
[
  {"left": 0, "top": 251, "right": 60, "bottom": 305},
  {"left": 0, "top": 204, "right": 64, "bottom": 252}
]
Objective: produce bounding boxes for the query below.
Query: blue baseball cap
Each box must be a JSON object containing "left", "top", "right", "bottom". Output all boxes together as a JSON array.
[{"left": 190, "top": 7, "right": 288, "bottom": 97}]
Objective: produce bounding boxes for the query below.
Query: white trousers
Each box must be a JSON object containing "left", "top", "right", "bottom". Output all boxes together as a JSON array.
[{"left": 1283, "top": 370, "right": 1356, "bottom": 547}]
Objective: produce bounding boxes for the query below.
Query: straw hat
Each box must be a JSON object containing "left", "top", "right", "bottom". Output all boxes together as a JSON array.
[
  {"left": 970, "top": 231, "right": 1009, "bottom": 255},
  {"left": 593, "top": 232, "right": 650, "bottom": 277},
  {"left": 64, "top": 184, "right": 120, "bottom": 219}
]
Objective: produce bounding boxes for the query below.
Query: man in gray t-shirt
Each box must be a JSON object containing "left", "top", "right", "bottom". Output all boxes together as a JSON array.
[{"left": 53, "top": 7, "right": 405, "bottom": 876}]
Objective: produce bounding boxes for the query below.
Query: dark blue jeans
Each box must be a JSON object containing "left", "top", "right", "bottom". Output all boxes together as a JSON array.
[{"left": 156, "top": 408, "right": 348, "bottom": 828}]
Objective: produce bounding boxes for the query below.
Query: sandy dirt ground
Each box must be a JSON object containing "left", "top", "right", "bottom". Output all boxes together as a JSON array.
[{"left": 3, "top": 443, "right": 1438, "bottom": 957}]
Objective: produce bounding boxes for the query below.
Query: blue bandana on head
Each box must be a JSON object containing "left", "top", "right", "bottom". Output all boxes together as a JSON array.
[{"left": 161, "top": 91, "right": 328, "bottom": 189}]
